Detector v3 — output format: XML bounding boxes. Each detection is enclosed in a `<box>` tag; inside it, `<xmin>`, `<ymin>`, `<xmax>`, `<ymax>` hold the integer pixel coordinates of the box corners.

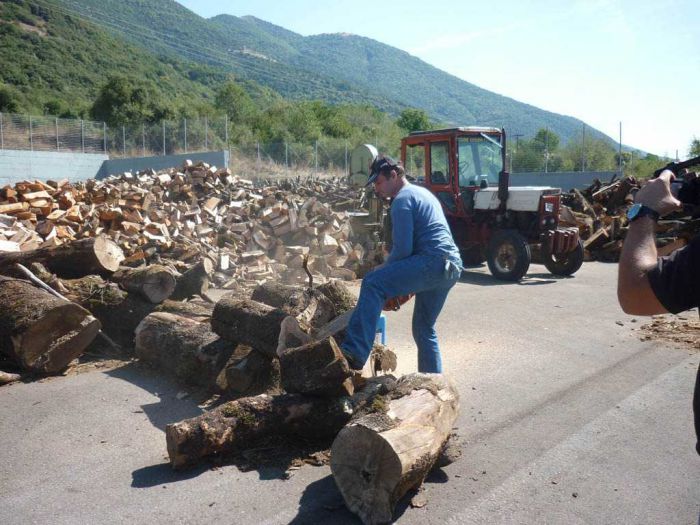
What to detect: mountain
<box><xmin>5</xmin><ymin>0</ymin><xmax>613</xmax><ymax>146</ymax></box>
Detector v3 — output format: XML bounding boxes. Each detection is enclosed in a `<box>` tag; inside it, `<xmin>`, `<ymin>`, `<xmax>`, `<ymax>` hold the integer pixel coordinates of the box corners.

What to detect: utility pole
<box><xmin>618</xmin><ymin>121</ymin><xmax>623</xmax><ymax>175</ymax></box>
<box><xmin>544</xmin><ymin>127</ymin><xmax>549</xmax><ymax>173</ymax></box>
<box><xmin>581</xmin><ymin>124</ymin><xmax>586</xmax><ymax>172</ymax></box>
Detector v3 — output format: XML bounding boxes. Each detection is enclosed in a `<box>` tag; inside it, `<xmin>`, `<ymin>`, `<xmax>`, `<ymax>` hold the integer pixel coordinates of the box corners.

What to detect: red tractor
<box><xmin>398</xmin><ymin>127</ymin><xmax>583</xmax><ymax>281</ymax></box>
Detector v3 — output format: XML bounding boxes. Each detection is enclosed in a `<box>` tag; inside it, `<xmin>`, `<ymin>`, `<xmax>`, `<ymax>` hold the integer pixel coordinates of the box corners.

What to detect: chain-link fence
<box><xmin>0</xmin><ymin>113</ymin><xmax>229</xmax><ymax>158</ymax></box>
<box><xmin>230</xmin><ymin>139</ymin><xmax>355</xmax><ymax>178</ymax></box>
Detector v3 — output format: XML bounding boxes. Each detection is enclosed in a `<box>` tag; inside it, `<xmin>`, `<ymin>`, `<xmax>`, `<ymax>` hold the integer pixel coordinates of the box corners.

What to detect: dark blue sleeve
<box><xmin>647</xmin><ymin>236</ymin><xmax>700</xmax><ymax>314</ymax></box>
<box><xmin>386</xmin><ymin>196</ymin><xmax>414</xmax><ymax>263</ymax></box>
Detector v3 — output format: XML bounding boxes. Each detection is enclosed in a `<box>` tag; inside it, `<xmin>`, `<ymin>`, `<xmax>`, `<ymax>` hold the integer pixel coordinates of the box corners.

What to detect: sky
<box><xmin>178</xmin><ymin>0</ymin><xmax>699</xmax><ymax>158</ymax></box>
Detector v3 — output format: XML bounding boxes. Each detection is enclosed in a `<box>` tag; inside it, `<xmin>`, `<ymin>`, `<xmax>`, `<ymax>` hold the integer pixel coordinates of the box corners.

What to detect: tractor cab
<box><xmin>400</xmin><ymin>127</ymin><xmax>583</xmax><ymax>281</ymax></box>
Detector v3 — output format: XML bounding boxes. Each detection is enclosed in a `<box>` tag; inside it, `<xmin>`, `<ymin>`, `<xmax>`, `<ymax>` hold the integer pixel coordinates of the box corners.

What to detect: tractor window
<box><xmin>404</xmin><ymin>143</ymin><xmax>424</xmax><ymax>181</ymax></box>
<box><xmin>458</xmin><ymin>136</ymin><xmax>502</xmax><ymax>188</ymax></box>
<box><xmin>429</xmin><ymin>142</ymin><xmax>450</xmax><ymax>185</ymax></box>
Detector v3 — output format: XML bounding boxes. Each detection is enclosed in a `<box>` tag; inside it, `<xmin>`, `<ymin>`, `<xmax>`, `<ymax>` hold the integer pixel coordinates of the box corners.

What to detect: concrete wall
<box><xmin>96</xmin><ymin>151</ymin><xmax>229</xmax><ymax>179</ymax></box>
<box><xmin>509</xmin><ymin>171</ymin><xmax>619</xmax><ymax>190</ymax></box>
<box><xmin>0</xmin><ymin>150</ymin><xmax>108</xmax><ymax>184</ymax></box>
<box><xmin>0</xmin><ymin>150</ymin><xmax>229</xmax><ymax>184</ymax></box>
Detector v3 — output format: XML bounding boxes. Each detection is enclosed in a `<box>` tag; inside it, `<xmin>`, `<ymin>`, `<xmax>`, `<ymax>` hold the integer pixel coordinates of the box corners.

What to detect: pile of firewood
<box><xmin>560</xmin><ymin>176</ymin><xmax>698</xmax><ymax>261</ymax></box>
<box><xmin>0</xmin><ymin>161</ymin><xmax>383</xmax><ymax>291</ymax></box>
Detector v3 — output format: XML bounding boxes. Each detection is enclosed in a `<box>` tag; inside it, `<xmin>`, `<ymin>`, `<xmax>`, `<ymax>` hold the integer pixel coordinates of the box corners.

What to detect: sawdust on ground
<box><xmin>639</xmin><ymin>314</ymin><xmax>700</xmax><ymax>352</ymax></box>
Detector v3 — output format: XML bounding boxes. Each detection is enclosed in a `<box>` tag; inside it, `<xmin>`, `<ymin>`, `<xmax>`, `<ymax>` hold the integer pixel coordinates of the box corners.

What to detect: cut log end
<box><xmin>94</xmin><ymin>235</ymin><xmax>126</xmax><ymax>273</ymax></box>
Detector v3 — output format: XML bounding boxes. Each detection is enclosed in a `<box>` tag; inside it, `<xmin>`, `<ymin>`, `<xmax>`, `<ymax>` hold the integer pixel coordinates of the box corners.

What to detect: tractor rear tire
<box><xmin>486</xmin><ymin>230</ymin><xmax>531</xmax><ymax>281</ymax></box>
<box><xmin>543</xmin><ymin>239</ymin><xmax>584</xmax><ymax>276</ymax></box>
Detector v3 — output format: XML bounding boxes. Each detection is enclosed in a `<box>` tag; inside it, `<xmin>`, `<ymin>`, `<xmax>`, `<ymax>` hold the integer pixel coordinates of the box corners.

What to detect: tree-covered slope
<box><xmin>0</xmin><ymin>0</ymin><xmax>229</xmax><ymax>116</ymax></box>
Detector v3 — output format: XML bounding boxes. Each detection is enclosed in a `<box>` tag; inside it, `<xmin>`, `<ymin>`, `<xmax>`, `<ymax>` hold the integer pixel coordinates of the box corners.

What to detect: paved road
<box><xmin>1</xmin><ymin>262</ymin><xmax>698</xmax><ymax>524</ymax></box>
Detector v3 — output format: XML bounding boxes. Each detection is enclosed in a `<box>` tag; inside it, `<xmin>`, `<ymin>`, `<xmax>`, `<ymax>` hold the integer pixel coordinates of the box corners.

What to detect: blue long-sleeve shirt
<box><xmin>386</xmin><ymin>183</ymin><xmax>462</xmax><ymax>266</ymax></box>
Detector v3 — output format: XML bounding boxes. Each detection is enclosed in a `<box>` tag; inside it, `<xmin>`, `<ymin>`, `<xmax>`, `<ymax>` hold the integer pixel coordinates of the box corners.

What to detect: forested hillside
<box><xmin>49</xmin><ymin>0</ymin><xmax>609</xmax><ymax>145</ymax></box>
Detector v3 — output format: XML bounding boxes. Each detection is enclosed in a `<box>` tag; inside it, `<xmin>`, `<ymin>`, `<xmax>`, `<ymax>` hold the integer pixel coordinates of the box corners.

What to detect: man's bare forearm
<box><xmin>617</xmin><ymin>217</ymin><xmax>667</xmax><ymax>315</ymax></box>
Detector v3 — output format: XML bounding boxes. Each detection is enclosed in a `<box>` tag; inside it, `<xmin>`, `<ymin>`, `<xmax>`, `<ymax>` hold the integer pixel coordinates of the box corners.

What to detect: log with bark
<box><xmin>154</xmin><ymin>299</ymin><xmax>214</xmax><ymax>322</ymax></box>
<box><xmin>165</xmin><ymin>375</ymin><xmax>397</xmax><ymax>469</ymax></box>
<box><xmin>0</xmin><ymin>277</ymin><xmax>101</xmax><ymax>374</ymax></box>
<box><xmin>135</xmin><ymin>312</ymin><xmax>235</xmax><ymax>387</ymax></box>
<box><xmin>170</xmin><ymin>257</ymin><xmax>214</xmax><ymax>300</ymax></box>
<box><xmin>252</xmin><ymin>279</ymin><xmax>356</xmax><ymax>322</ymax></box>
<box><xmin>114</xmin><ymin>264</ymin><xmax>176</xmax><ymax>303</ymax></box>
<box><xmin>331</xmin><ymin>373</ymin><xmax>460</xmax><ymax>525</ymax></box>
<box><xmin>0</xmin><ymin>235</ymin><xmax>124</xmax><ymax>278</ymax></box>
<box><xmin>211</xmin><ymin>298</ymin><xmax>289</xmax><ymax>357</ymax></box>
<box><xmin>278</xmin><ymin>336</ymin><xmax>354</xmax><ymax>397</ymax></box>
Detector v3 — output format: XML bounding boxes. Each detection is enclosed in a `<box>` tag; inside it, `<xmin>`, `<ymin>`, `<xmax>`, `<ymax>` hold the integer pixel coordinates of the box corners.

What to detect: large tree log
<box><xmin>0</xmin><ymin>235</ymin><xmax>124</xmax><ymax>278</ymax></box>
<box><xmin>211</xmin><ymin>298</ymin><xmax>289</xmax><ymax>357</ymax></box>
<box><xmin>331</xmin><ymin>373</ymin><xmax>460</xmax><ymax>525</ymax></box>
<box><xmin>252</xmin><ymin>279</ymin><xmax>355</xmax><ymax>325</ymax></box>
<box><xmin>166</xmin><ymin>375</ymin><xmax>397</xmax><ymax>469</ymax></box>
<box><xmin>170</xmin><ymin>257</ymin><xmax>214</xmax><ymax>300</ymax></box>
<box><xmin>135</xmin><ymin>312</ymin><xmax>234</xmax><ymax>387</ymax></box>
<box><xmin>279</xmin><ymin>336</ymin><xmax>354</xmax><ymax>397</ymax></box>
<box><xmin>0</xmin><ymin>277</ymin><xmax>100</xmax><ymax>374</ymax></box>
<box><xmin>114</xmin><ymin>265</ymin><xmax>176</xmax><ymax>304</ymax></box>
<box><xmin>154</xmin><ymin>299</ymin><xmax>213</xmax><ymax>321</ymax></box>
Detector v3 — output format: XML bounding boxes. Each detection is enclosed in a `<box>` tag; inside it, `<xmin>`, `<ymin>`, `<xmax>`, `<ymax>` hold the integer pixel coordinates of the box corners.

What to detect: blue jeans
<box><xmin>341</xmin><ymin>254</ymin><xmax>461</xmax><ymax>373</ymax></box>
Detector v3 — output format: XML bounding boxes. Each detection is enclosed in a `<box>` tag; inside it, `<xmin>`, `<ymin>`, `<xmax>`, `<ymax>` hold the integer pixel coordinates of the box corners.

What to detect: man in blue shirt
<box><xmin>341</xmin><ymin>155</ymin><xmax>463</xmax><ymax>373</ymax></box>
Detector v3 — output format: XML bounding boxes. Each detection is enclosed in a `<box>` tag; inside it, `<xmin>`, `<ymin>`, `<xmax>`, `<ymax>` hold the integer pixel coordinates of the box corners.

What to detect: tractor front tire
<box><xmin>486</xmin><ymin>230</ymin><xmax>531</xmax><ymax>281</ymax></box>
<box><xmin>543</xmin><ymin>239</ymin><xmax>584</xmax><ymax>276</ymax></box>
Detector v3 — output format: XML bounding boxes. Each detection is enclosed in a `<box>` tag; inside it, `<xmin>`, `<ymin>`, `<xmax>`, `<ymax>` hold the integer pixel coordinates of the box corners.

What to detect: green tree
<box><xmin>0</xmin><ymin>83</ymin><xmax>19</xmax><ymax>112</ymax></box>
<box><xmin>214</xmin><ymin>80</ymin><xmax>256</xmax><ymax>125</ymax></box>
<box><xmin>396</xmin><ymin>108</ymin><xmax>430</xmax><ymax>133</ymax></box>
<box><xmin>689</xmin><ymin>137</ymin><xmax>700</xmax><ymax>157</ymax></box>
<box><xmin>90</xmin><ymin>76</ymin><xmax>174</xmax><ymax>126</ymax></box>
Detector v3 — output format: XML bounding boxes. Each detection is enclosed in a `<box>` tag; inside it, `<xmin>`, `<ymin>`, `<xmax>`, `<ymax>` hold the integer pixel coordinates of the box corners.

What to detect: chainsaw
<box><xmin>383</xmin><ymin>294</ymin><xmax>414</xmax><ymax>311</ymax></box>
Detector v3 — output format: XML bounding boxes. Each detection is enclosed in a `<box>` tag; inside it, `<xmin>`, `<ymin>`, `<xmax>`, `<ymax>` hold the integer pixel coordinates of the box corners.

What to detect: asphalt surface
<box><xmin>1</xmin><ymin>261</ymin><xmax>698</xmax><ymax>524</ymax></box>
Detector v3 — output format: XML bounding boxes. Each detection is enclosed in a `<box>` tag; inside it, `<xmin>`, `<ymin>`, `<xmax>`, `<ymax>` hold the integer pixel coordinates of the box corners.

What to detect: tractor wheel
<box><xmin>486</xmin><ymin>230</ymin><xmax>531</xmax><ymax>281</ymax></box>
<box><xmin>543</xmin><ymin>239</ymin><xmax>584</xmax><ymax>276</ymax></box>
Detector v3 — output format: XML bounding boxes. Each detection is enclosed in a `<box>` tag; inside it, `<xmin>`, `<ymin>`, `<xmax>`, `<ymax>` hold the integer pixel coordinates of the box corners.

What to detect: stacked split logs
<box><xmin>0</xmin><ymin>161</ymin><xmax>383</xmax><ymax>291</ymax></box>
<box><xmin>560</xmin><ymin>175</ymin><xmax>699</xmax><ymax>262</ymax></box>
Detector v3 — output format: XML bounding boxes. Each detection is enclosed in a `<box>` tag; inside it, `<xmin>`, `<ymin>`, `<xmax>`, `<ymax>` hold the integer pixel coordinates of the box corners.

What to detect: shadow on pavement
<box><xmin>131</xmin><ymin>462</ymin><xmax>209</xmax><ymax>488</ymax></box>
<box><xmin>106</xmin><ymin>362</ymin><xmax>203</xmax><ymax>430</ymax></box>
<box><xmin>459</xmin><ymin>270</ymin><xmax>571</xmax><ymax>287</ymax></box>
<box><xmin>289</xmin><ymin>467</ymin><xmax>452</xmax><ymax>524</ymax></box>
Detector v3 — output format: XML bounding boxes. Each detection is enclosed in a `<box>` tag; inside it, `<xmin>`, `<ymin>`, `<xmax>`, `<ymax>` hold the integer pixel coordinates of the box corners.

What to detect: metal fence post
<box><xmin>184</xmin><ymin>118</ymin><xmax>187</xmax><ymax>154</ymax></box>
<box><xmin>0</xmin><ymin>113</ymin><xmax>3</xmax><ymax>150</ymax></box>
<box><xmin>81</xmin><ymin>119</ymin><xmax>84</xmax><ymax>153</ymax></box>
<box><xmin>103</xmin><ymin>122</ymin><xmax>107</xmax><ymax>153</ymax></box>
<box><xmin>29</xmin><ymin>115</ymin><xmax>33</xmax><ymax>152</ymax></box>
<box><xmin>204</xmin><ymin>116</ymin><xmax>208</xmax><ymax>150</ymax></box>
<box><xmin>55</xmin><ymin>118</ymin><xmax>59</xmax><ymax>151</ymax></box>
<box><xmin>162</xmin><ymin>121</ymin><xmax>166</xmax><ymax>155</ymax></box>
<box><xmin>314</xmin><ymin>140</ymin><xmax>318</xmax><ymax>173</ymax></box>
<box><xmin>285</xmin><ymin>142</ymin><xmax>288</xmax><ymax>168</ymax></box>
<box><xmin>122</xmin><ymin>125</ymin><xmax>126</xmax><ymax>156</ymax></box>
<box><xmin>344</xmin><ymin>142</ymin><xmax>348</xmax><ymax>176</ymax></box>
<box><xmin>224</xmin><ymin>115</ymin><xmax>228</xmax><ymax>145</ymax></box>
<box><xmin>142</xmin><ymin>124</ymin><xmax>146</xmax><ymax>157</ymax></box>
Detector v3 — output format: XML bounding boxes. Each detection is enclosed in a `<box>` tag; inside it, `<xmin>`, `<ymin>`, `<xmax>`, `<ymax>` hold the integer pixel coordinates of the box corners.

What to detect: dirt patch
<box><xmin>639</xmin><ymin>315</ymin><xmax>700</xmax><ymax>352</ymax></box>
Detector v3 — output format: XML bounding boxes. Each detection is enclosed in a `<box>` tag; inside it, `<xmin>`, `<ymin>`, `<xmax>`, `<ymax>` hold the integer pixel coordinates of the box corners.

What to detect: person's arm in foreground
<box><xmin>618</xmin><ymin>170</ymin><xmax>681</xmax><ymax>315</ymax></box>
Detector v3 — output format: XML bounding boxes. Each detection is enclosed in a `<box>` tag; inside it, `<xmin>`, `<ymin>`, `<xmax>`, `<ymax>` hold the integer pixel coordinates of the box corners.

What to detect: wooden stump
<box><xmin>215</xmin><ymin>344</ymin><xmax>280</xmax><ymax>395</ymax></box>
<box><xmin>211</xmin><ymin>298</ymin><xmax>288</xmax><ymax>357</ymax></box>
<box><xmin>165</xmin><ymin>375</ymin><xmax>397</xmax><ymax>469</ymax></box>
<box><xmin>316</xmin><ymin>280</ymin><xmax>357</xmax><ymax>316</ymax></box>
<box><xmin>115</xmin><ymin>265</ymin><xmax>176</xmax><ymax>303</ymax></box>
<box><xmin>135</xmin><ymin>312</ymin><xmax>234</xmax><ymax>387</ymax></box>
<box><xmin>279</xmin><ymin>336</ymin><xmax>354</xmax><ymax>397</ymax></box>
<box><xmin>0</xmin><ymin>277</ymin><xmax>101</xmax><ymax>374</ymax></box>
<box><xmin>331</xmin><ymin>373</ymin><xmax>460</xmax><ymax>525</ymax></box>
<box><xmin>170</xmin><ymin>258</ymin><xmax>214</xmax><ymax>300</ymax></box>
<box><xmin>0</xmin><ymin>235</ymin><xmax>124</xmax><ymax>278</ymax></box>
